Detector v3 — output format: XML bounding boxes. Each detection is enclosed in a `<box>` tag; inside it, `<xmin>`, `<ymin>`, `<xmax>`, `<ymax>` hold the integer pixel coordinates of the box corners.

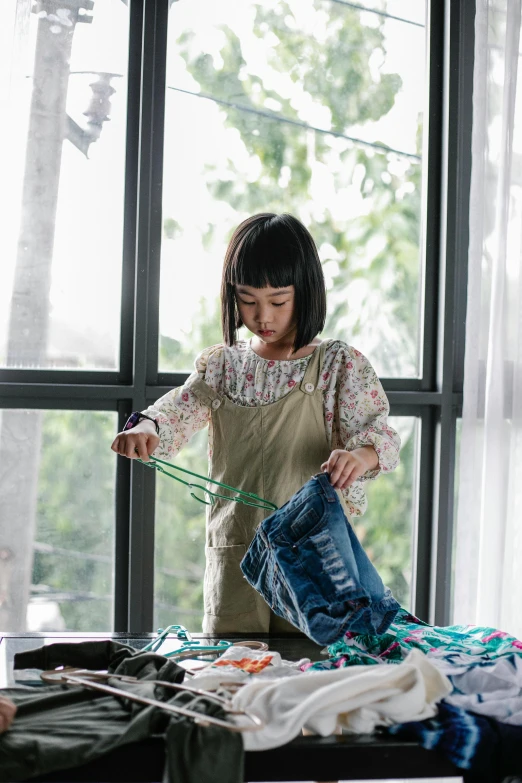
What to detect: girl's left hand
<box><xmin>321</xmin><ymin>447</ymin><xmax>379</xmax><ymax>490</ymax></box>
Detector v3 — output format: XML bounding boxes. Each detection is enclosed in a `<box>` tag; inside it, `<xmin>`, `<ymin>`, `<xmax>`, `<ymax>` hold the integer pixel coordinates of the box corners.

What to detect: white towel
<box><xmin>232</xmin><ymin>648</ymin><xmax>451</xmax><ymax>750</ymax></box>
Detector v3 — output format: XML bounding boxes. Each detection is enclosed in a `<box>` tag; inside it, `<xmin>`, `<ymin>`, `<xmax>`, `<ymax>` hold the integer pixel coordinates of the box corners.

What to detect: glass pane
<box><xmin>159</xmin><ymin>0</ymin><xmax>426</xmax><ymax>377</ymax></box>
<box><xmin>0</xmin><ymin>1</ymin><xmax>128</xmax><ymax>370</ymax></box>
<box><xmin>154</xmin><ymin>428</ymin><xmax>207</xmax><ymax>631</ymax></box>
<box><xmin>364</xmin><ymin>416</ymin><xmax>418</xmax><ymax>609</ymax></box>
<box><xmin>153</xmin><ymin>416</ymin><xmax>417</xmax><ymax>628</ymax></box>
<box><xmin>0</xmin><ymin>409</ymin><xmax>117</xmax><ymax>631</ymax></box>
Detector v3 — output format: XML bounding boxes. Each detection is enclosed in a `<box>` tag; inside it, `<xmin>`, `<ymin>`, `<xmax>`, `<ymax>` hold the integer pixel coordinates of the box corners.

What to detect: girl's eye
<box><xmin>238</xmin><ymin>299</ymin><xmax>288</xmax><ymax>307</ymax></box>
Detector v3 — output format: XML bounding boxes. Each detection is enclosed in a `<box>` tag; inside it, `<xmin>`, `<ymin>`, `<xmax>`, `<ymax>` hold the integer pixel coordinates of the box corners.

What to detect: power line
<box><xmin>53</xmin><ymin>72</ymin><xmax>421</xmax><ymax>161</ymax></box>
<box><xmin>167</xmin><ymin>86</ymin><xmax>421</xmax><ymax>161</ymax></box>
<box><xmin>327</xmin><ymin>0</ymin><xmax>425</xmax><ymax>28</ymax></box>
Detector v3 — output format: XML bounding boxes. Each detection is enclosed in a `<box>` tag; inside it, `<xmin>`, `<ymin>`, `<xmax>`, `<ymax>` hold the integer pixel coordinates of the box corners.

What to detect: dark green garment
<box><xmin>0</xmin><ymin>641</ymin><xmax>243</xmax><ymax>783</ymax></box>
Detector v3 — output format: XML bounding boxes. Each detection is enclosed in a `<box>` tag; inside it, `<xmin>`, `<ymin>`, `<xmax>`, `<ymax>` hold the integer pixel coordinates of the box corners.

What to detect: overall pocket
<box><xmin>204</xmin><ymin>544</ymin><xmax>256</xmax><ymax>617</ymax></box>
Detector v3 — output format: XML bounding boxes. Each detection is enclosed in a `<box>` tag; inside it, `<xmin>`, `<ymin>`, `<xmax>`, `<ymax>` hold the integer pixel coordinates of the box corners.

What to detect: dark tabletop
<box><xmin>0</xmin><ymin>632</ymin><xmax>459</xmax><ymax>781</ymax></box>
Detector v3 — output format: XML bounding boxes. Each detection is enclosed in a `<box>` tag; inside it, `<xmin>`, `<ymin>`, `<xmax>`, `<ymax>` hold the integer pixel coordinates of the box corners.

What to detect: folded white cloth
<box><xmin>189</xmin><ymin>645</ymin><xmax>310</xmax><ymax>690</ymax></box>
<box><xmin>232</xmin><ymin>648</ymin><xmax>451</xmax><ymax>750</ymax></box>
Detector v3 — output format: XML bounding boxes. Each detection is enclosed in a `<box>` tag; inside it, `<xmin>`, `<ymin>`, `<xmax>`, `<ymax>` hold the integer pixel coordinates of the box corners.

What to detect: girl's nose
<box><xmin>255</xmin><ymin>306</ymin><xmax>272</xmax><ymax>324</ymax></box>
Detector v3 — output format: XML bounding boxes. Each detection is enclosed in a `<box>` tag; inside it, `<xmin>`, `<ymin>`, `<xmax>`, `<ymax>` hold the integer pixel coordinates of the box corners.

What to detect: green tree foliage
<box><xmin>170</xmin><ymin>0</ymin><xmax>422</xmax><ymax>376</ymax></box>
<box><xmin>154</xmin><ymin>428</ymin><xmax>207</xmax><ymax>630</ymax></box>
<box><xmin>33</xmin><ymin>411</ymin><xmax>116</xmax><ymax>631</ymax></box>
<box><xmin>363</xmin><ymin>418</ymin><xmax>415</xmax><ymax>608</ymax></box>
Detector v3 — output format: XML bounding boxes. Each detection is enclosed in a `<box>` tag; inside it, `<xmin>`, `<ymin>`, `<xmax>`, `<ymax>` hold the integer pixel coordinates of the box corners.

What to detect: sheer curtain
<box><xmin>454</xmin><ymin>0</ymin><xmax>522</xmax><ymax>638</ymax></box>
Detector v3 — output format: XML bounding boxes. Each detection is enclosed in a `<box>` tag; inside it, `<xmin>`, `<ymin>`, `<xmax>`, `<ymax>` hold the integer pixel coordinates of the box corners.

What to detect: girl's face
<box><xmin>235</xmin><ymin>284</ymin><xmax>297</xmax><ymax>346</ymax></box>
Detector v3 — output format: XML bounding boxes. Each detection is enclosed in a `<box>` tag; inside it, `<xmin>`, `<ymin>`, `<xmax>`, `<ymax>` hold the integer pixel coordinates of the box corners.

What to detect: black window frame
<box><xmin>0</xmin><ymin>0</ymin><xmax>474</xmax><ymax>632</ymax></box>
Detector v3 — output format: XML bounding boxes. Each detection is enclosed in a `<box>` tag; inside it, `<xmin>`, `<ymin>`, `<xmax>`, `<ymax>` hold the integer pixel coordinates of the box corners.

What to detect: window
<box><xmin>0</xmin><ymin>0</ymin><xmax>473</xmax><ymax>632</ymax></box>
<box><xmin>159</xmin><ymin>0</ymin><xmax>426</xmax><ymax>378</ymax></box>
<box><xmin>0</xmin><ymin>0</ymin><xmax>128</xmax><ymax>371</ymax></box>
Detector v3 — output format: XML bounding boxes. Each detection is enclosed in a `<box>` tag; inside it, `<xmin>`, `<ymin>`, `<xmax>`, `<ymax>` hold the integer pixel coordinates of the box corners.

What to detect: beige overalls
<box><xmin>189</xmin><ymin>340</ymin><xmax>340</xmax><ymax>634</ymax></box>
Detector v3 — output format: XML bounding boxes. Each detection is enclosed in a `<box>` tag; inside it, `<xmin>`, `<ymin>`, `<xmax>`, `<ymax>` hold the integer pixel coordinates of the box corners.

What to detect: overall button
<box><xmin>304</xmin><ymin>382</ymin><xmax>315</xmax><ymax>393</ymax></box>
<box><xmin>211</xmin><ymin>399</ymin><xmax>221</xmax><ymax>410</ymax></box>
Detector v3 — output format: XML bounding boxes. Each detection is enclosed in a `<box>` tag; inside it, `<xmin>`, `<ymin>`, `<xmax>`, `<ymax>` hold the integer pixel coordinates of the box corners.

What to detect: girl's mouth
<box><xmin>258</xmin><ymin>330</ymin><xmax>275</xmax><ymax>337</ymax></box>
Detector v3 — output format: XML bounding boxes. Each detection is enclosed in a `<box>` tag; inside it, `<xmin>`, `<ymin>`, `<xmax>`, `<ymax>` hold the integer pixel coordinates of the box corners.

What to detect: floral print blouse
<box><xmin>144</xmin><ymin>339</ymin><xmax>401</xmax><ymax>517</ymax></box>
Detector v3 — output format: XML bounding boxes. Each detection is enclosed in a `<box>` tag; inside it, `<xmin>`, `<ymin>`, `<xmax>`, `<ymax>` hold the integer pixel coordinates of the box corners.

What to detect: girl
<box><xmin>111</xmin><ymin>213</ymin><xmax>401</xmax><ymax>634</ymax></box>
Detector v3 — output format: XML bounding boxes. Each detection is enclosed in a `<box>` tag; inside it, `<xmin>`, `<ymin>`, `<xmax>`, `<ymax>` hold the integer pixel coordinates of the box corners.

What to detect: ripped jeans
<box><xmin>240</xmin><ymin>472</ymin><xmax>400</xmax><ymax>645</ymax></box>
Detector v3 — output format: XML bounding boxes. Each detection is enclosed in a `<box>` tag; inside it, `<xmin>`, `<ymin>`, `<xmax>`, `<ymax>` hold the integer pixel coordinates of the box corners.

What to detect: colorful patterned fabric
<box><xmin>299</xmin><ymin>612</ymin><xmax>522</xmax><ymax>777</ymax></box>
<box><xmin>301</xmin><ymin>609</ymin><xmax>522</xmax><ymax>727</ymax></box>
<box><xmin>143</xmin><ymin>339</ymin><xmax>401</xmax><ymax>516</ymax></box>
<box><xmin>301</xmin><ymin>609</ymin><xmax>522</xmax><ymax>671</ymax></box>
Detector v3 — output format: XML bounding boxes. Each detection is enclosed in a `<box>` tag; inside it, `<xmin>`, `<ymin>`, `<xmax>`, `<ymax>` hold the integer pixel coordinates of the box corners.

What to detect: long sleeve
<box><xmin>336</xmin><ymin>347</ymin><xmax>400</xmax><ymax>476</ymax></box>
<box><xmin>142</xmin><ymin>349</ymin><xmax>213</xmax><ymax>460</ymax></box>
<box><xmin>320</xmin><ymin>342</ymin><xmax>401</xmax><ymax>516</ymax></box>
<box><xmin>142</xmin><ymin>340</ymin><xmax>400</xmax><ymax>516</ymax></box>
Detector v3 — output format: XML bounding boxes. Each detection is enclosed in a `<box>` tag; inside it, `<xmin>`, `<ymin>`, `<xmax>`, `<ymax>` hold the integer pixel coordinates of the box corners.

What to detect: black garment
<box><xmin>464</xmin><ymin>714</ymin><xmax>522</xmax><ymax>783</ymax></box>
<box><xmin>388</xmin><ymin>701</ymin><xmax>522</xmax><ymax>783</ymax></box>
<box><xmin>0</xmin><ymin>641</ymin><xmax>243</xmax><ymax>783</ymax></box>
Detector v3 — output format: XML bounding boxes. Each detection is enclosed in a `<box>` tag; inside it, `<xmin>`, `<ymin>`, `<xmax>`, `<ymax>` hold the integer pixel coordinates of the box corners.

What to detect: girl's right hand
<box><xmin>111</xmin><ymin>421</ymin><xmax>160</xmax><ymax>462</ymax></box>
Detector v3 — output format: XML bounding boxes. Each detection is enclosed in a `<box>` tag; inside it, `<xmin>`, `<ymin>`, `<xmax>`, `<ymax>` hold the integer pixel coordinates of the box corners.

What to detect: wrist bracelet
<box><xmin>124</xmin><ymin>411</ymin><xmax>160</xmax><ymax>435</ymax></box>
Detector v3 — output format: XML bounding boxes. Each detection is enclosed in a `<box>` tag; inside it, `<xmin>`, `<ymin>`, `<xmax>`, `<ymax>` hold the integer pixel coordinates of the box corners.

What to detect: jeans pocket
<box><xmin>288</xmin><ymin>500</ymin><xmax>325</xmax><ymax>542</ymax></box>
<box><xmin>204</xmin><ymin>544</ymin><xmax>256</xmax><ymax>617</ymax></box>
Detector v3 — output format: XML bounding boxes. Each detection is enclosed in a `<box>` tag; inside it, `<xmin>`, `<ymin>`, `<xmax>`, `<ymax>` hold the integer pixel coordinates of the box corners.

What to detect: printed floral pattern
<box><xmin>300</xmin><ymin>608</ymin><xmax>522</xmax><ymax>670</ymax></box>
<box><xmin>144</xmin><ymin>340</ymin><xmax>401</xmax><ymax>516</ymax></box>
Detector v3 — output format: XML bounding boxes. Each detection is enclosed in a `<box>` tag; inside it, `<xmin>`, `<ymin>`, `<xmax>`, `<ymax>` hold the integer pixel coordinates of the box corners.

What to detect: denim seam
<box><xmin>276</xmin><ymin>491</ymin><xmax>324</xmax><ymax>524</ymax></box>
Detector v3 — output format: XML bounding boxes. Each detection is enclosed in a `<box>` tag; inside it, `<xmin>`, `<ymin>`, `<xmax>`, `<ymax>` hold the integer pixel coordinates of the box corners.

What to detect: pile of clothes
<box><xmin>1</xmin><ymin>475</ymin><xmax>521</xmax><ymax>781</ymax></box>
<box><xmin>304</xmin><ymin>610</ymin><xmax>522</xmax><ymax>780</ymax></box>
<box><xmin>2</xmin><ymin>625</ymin><xmax>522</xmax><ymax>782</ymax></box>
<box><xmin>239</xmin><ymin>472</ymin><xmax>522</xmax><ymax>779</ymax></box>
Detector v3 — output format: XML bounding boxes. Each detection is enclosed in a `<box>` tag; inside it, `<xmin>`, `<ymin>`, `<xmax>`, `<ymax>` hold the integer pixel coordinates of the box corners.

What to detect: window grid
<box><xmin>0</xmin><ymin>0</ymin><xmax>473</xmax><ymax>631</ymax></box>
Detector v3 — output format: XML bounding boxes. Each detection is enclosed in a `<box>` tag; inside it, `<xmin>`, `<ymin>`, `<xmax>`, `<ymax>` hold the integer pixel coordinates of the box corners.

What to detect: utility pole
<box><xmin>0</xmin><ymin>0</ymin><xmax>93</xmax><ymax>630</ymax></box>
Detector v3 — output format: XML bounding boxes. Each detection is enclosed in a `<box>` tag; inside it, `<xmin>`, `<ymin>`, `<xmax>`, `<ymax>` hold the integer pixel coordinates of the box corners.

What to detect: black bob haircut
<box><xmin>221</xmin><ymin>213</ymin><xmax>327</xmax><ymax>353</ymax></box>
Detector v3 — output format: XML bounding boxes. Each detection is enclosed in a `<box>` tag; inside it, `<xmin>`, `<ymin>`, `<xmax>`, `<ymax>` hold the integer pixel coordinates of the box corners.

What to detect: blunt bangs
<box><xmin>221</xmin><ymin>213</ymin><xmax>327</xmax><ymax>352</ymax></box>
<box><xmin>227</xmin><ymin>220</ymin><xmax>299</xmax><ymax>290</ymax></box>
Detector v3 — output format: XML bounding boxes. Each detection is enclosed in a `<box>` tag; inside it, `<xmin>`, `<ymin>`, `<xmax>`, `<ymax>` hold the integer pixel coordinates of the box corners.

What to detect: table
<box><xmin>0</xmin><ymin>632</ymin><xmax>460</xmax><ymax>782</ymax></box>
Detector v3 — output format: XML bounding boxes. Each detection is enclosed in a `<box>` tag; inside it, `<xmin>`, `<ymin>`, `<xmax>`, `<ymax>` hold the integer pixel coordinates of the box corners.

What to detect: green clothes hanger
<box><xmin>136</xmin><ymin>454</ymin><xmax>278</xmax><ymax>512</ymax></box>
<box><xmin>142</xmin><ymin>625</ymin><xmax>231</xmax><ymax>657</ymax></box>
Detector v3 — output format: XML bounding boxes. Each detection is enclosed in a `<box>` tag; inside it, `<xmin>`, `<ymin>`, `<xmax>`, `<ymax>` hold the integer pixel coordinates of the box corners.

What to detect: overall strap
<box><xmin>299</xmin><ymin>340</ymin><xmax>329</xmax><ymax>395</ymax></box>
<box><xmin>186</xmin><ymin>377</ymin><xmax>223</xmax><ymax>411</ymax></box>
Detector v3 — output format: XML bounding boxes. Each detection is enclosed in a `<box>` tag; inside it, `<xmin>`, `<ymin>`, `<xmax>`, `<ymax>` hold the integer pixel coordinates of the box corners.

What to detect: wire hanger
<box><xmin>142</xmin><ymin>624</ymin><xmax>233</xmax><ymax>658</ymax></box>
<box><xmin>40</xmin><ymin>668</ymin><xmax>263</xmax><ymax>733</ymax></box>
<box><xmin>142</xmin><ymin>624</ymin><xmax>194</xmax><ymax>653</ymax></box>
<box><xmin>136</xmin><ymin>455</ymin><xmax>278</xmax><ymax>512</ymax></box>
<box><xmin>41</xmin><ymin>668</ymin><xmax>247</xmax><ymax>715</ymax></box>
<box><xmin>141</xmin><ymin>625</ymin><xmax>269</xmax><ymax>661</ymax></box>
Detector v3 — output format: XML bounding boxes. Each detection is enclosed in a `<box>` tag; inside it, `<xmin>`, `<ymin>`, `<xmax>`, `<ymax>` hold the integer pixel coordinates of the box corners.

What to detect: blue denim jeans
<box><xmin>240</xmin><ymin>473</ymin><xmax>401</xmax><ymax>645</ymax></box>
